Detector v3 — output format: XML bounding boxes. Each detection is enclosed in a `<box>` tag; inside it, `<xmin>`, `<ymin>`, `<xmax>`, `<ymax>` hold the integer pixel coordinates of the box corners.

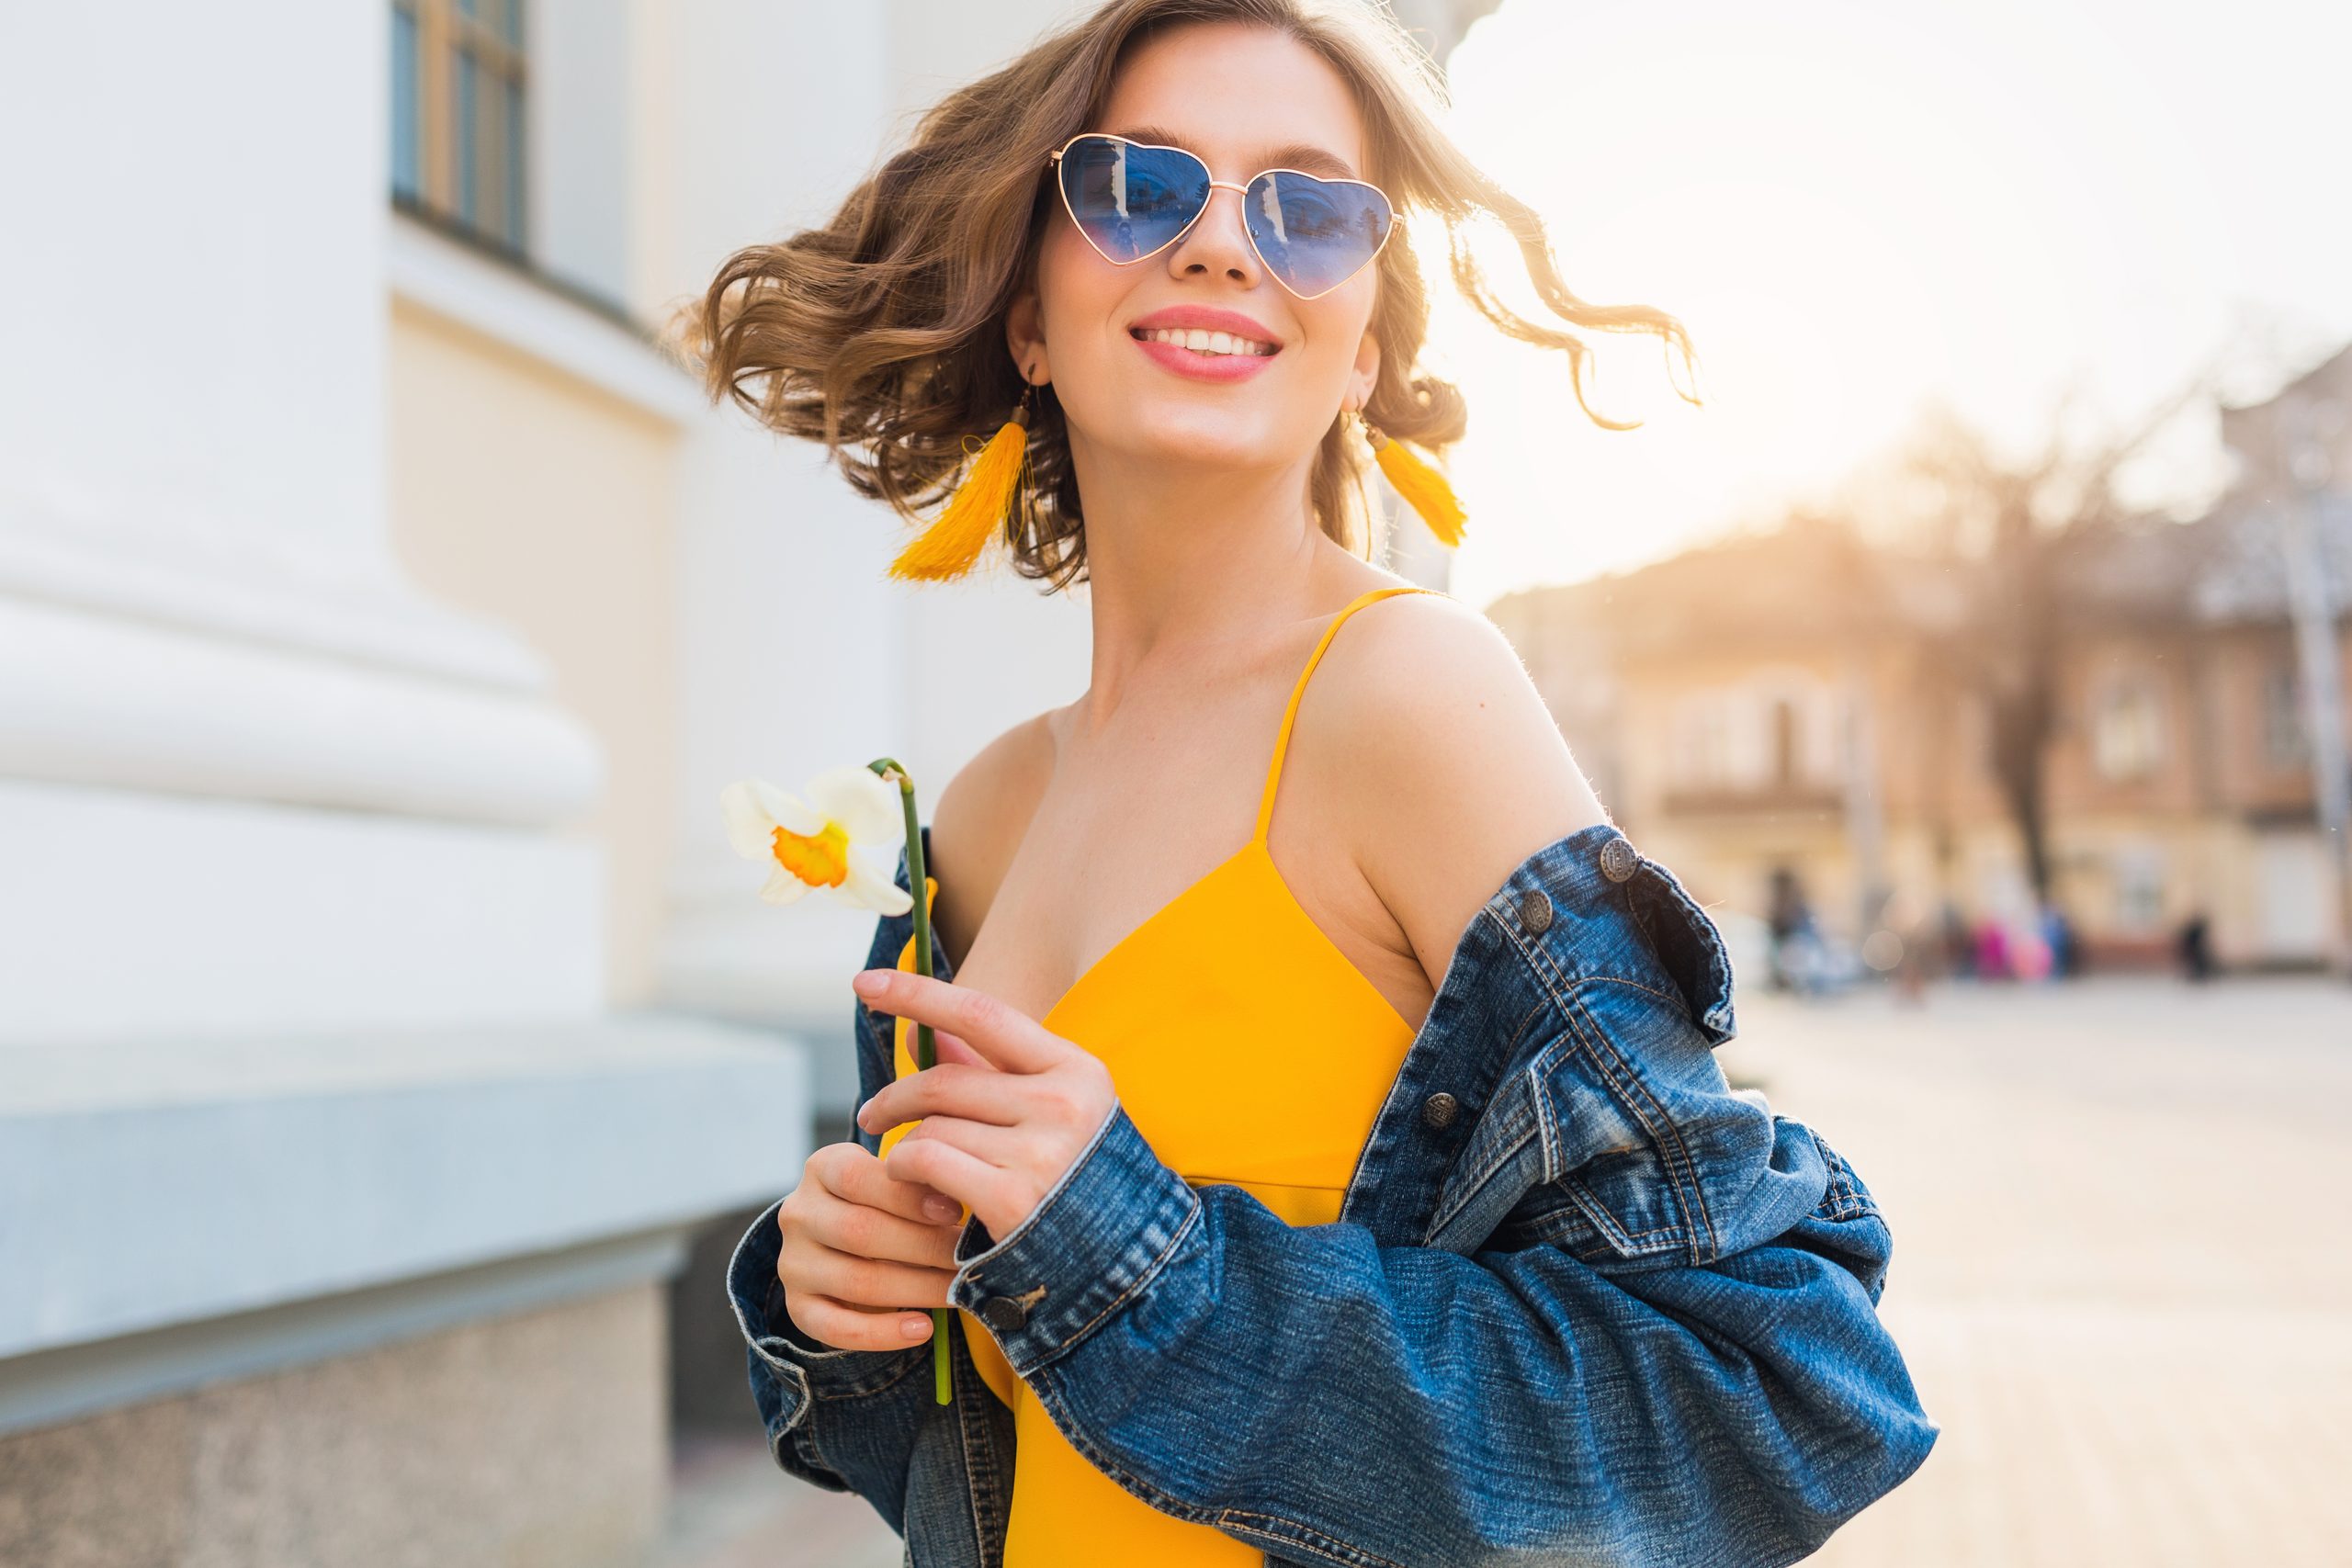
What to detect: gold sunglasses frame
<box><xmin>1044</xmin><ymin>131</ymin><xmax>1400</xmax><ymax>301</ymax></box>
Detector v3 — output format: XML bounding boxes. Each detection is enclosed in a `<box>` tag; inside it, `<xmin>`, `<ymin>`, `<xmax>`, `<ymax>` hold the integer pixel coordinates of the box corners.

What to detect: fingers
<box><xmin>897</xmin><ymin>1113</ymin><xmax>1033</xmax><ymax>1168</ymax></box>
<box><xmin>857</xmin><ymin>1061</ymin><xmax>1032</xmax><ymax>1136</ymax></box>
<box><xmin>777</xmin><ymin>1149</ymin><xmax>967</xmax><ymax>1324</ymax></box>
<box><xmin>792</xmin><ymin>1230</ymin><xmax>959</xmax><ymax>1313</ymax></box>
<box><xmin>924</xmin><ymin>1031</ymin><xmax>995</xmax><ymax>1070</ymax></box>
<box><xmin>857</xmin><ymin>970</ymin><xmax>1062</xmax><ymax>1074</ymax></box>
<box><xmin>886</xmin><ymin>1128</ymin><xmax>1028</xmax><ymax>1235</ymax></box>
<box><xmin>784</xmin><ymin>1291</ymin><xmax>940</xmax><ymax>1352</ymax></box>
<box><xmin>820</xmin><ymin>1139</ymin><xmax>964</xmax><ymax>1227</ymax></box>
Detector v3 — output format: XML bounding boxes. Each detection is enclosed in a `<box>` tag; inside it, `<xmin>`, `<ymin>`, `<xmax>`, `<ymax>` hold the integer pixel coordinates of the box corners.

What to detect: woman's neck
<box><xmin>1068</xmin><ymin>437</ymin><xmax>1359</xmax><ymax>702</ymax></box>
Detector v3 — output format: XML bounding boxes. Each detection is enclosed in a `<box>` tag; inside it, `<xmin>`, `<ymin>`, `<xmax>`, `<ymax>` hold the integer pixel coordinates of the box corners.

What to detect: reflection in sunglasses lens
<box><xmin>1247</xmin><ymin>171</ymin><xmax>1392</xmax><ymax>297</ymax></box>
<box><xmin>1058</xmin><ymin>136</ymin><xmax>1209</xmax><ymax>263</ymax></box>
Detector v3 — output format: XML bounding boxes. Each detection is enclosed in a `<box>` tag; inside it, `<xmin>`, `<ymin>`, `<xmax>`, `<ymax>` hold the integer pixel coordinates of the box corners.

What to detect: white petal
<box><xmin>758</xmin><ymin>864</ymin><xmax>816</xmax><ymax>905</ymax></box>
<box><xmin>754</xmin><ymin>779</ymin><xmax>826</xmax><ymax>837</ymax></box>
<box><xmin>719</xmin><ymin>780</ymin><xmax>779</xmax><ymax>861</ymax></box>
<box><xmin>840</xmin><ymin>856</ymin><xmax>914</xmax><ymax>916</ymax></box>
<box><xmin>806</xmin><ymin>764</ymin><xmax>904</xmax><ymax>845</ymax></box>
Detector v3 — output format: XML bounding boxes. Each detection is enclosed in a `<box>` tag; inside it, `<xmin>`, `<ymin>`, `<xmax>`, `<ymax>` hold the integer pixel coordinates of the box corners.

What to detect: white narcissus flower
<box><xmin>720</xmin><ymin>765</ymin><xmax>914</xmax><ymax>915</ymax></box>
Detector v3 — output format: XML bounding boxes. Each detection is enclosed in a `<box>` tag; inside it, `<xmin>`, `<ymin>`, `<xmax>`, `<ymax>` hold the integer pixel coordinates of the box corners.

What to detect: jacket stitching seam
<box><xmin>1584</xmin><ymin>980</ymin><xmax>1722</xmax><ymax>1258</ymax></box>
<box><xmin>951</xmin><ymin>1322</ymin><xmax>1001</xmax><ymax>1568</ymax></box>
<box><xmin>1508</xmin><ymin>910</ymin><xmax>1694</xmax><ymax>1032</ymax></box>
<box><xmin>1501</xmin><ymin>926</ymin><xmax>1702</xmax><ymax>1254</ymax></box>
<box><xmin>1426</xmin><ymin>1115</ymin><xmax>1536</xmax><ymax>1238</ymax></box>
<box><xmin>1519</xmin><ymin>913</ymin><xmax>1724</xmax><ymax>1260</ymax></box>
<box><xmin>1217</xmin><ymin>1511</ymin><xmax>1411</xmax><ymax>1568</ymax></box>
<box><xmin>1558</xmin><ymin>980</ymin><xmax>1719</xmax><ymax>1262</ymax></box>
<box><xmin>1421</xmin><ymin>999</ymin><xmax>1549</xmax><ymax>1235</ymax></box>
<box><xmin>1043</xmin><ymin>1186</ymin><xmax>1204</xmax><ymax>1362</ymax></box>
<box><xmin>1511</xmin><ymin>940</ymin><xmax>1696</xmax><ymax>1253</ymax></box>
<box><xmin>797</xmin><ymin>1402</ymin><xmax>844</xmax><ymax>1489</ymax></box>
<box><xmin>805</xmin><ymin>1345</ymin><xmax>928</xmax><ymax>1403</ymax></box>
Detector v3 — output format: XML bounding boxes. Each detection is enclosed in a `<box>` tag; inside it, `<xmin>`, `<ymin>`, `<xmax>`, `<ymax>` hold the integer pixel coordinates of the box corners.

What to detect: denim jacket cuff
<box><xmin>725</xmin><ymin>1198</ymin><xmax>929</xmax><ymax>1431</ymax></box>
<box><xmin>944</xmin><ymin>1098</ymin><xmax>1197</xmax><ymax>1377</ymax></box>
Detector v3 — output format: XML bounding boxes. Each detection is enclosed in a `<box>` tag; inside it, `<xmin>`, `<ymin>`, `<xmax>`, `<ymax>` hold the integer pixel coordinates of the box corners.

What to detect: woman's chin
<box><xmin>1104</xmin><ymin>405</ymin><xmax>1298</xmax><ymax>470</ymax></box>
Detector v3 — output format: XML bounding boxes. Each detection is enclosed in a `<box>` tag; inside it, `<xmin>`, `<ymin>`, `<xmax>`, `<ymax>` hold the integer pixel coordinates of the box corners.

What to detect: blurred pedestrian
<box><xmin>2040</xmin><ymin>902</ymin><xmax>2080</xmax><ymax>978</ymax></box>
<box><xmin>2177</xmin><ymin>911</ymin><xmax>2215</xmax><ymax>983</ymax></box>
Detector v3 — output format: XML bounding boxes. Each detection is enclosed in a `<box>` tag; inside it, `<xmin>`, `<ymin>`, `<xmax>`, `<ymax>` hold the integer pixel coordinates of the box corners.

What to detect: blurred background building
<box><xmin>0</xmin><ymin>2</ymin><xmax>1492</xmax><ymax>1564</ymax></box>
<box><xmin>1491</xmin><ymin>344</ymin><xmax>2352</xmax><ymax>980</ymax></box>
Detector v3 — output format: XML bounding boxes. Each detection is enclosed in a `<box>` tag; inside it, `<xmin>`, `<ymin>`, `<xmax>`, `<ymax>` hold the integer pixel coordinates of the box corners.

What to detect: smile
<box><xmin>1128</xmin><ymin>327</ymin><xmax>1279</xmax><ymax>357</ymax></box>
<box><xmin>1124</xmin><ymin>326</ymin><xmax>1279</xmax><ymax>385</ymax></box>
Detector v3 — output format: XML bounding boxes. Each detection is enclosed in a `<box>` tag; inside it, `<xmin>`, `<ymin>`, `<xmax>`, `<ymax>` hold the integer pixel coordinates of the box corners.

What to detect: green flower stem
<box><xmin>871</xmin><ymin>758</ymin><xmax>952</xmax><ymax>1405</ymax></box>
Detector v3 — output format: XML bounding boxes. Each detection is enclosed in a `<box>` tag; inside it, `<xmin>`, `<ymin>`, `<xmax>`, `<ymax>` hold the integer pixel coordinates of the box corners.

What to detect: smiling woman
<box><xmin>667</xmin><ymin>0</ymin><xmax>1698</xmax><ymax>593</ymax></box>
<box><xmin>678</xmin><ymin>2</ymin><xmax>1934</xmax><ymax>1564</ymax></box>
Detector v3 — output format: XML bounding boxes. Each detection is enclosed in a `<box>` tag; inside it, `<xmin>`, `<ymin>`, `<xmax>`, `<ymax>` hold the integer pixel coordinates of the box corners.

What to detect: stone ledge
<box><xmin>0</xmin><ymin>1010</ymin><xmax>813</xmax><ymax>1411</ymax></box>
<box><xmin>0</xmin><ymin>1222</ymin><xmax>685</xmax><ymax>1440</ymax></box>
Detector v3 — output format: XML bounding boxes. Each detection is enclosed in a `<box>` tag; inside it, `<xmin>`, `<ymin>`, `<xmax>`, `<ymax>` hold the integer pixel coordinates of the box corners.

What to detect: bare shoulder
<box><xmin>1317</xmin><ymin>590</ymin><xmax>1610</xmax><ymax>979</ymax></box>
<box><xmin>925</xmin><ymin>708</ymin><xmax>1058</xmax><ymax>960</ymax></box>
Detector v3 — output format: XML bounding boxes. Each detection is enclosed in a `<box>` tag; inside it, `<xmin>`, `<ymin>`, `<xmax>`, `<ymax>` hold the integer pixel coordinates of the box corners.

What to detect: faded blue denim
<box><xmin>727</xmin><ymin>822</ymin><xmax>1939</xmax><ymax>1566</ymax></box>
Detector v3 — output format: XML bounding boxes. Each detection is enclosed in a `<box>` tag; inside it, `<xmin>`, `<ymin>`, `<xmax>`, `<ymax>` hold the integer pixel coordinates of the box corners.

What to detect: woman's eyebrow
<box><xmin>1105</xmin><ymin>124</ymin><xmax>1362</xmax><ymax>181</ymax></box>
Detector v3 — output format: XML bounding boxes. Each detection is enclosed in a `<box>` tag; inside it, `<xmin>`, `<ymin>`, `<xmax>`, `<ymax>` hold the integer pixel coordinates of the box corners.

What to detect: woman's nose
<box><xmin>1165</xmin><ymin>182</ymin><xmax>1261</xmax><ymax>288</ymax></box>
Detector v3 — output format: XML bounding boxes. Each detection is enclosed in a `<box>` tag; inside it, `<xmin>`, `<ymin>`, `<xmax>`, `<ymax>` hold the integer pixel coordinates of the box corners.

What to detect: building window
<box><xmin>390</xmin><ymin>0</ymin><xmax>528</xmax><ymax>253</ymax></box>
<box><xmin>2111</xmin><ymin>846</ymin><xmax>2165</xmax><ymax>932</ymax></box>
<box><xmin>1674</xmin><ymin>693</ymin><xmax>1734</xmax><ymax>788</ymax></box>
<box><xmin>2263</xmin><ymin>661</ymin><xmax>2309</xmax><ymax>771</ymax></box>
<box><xmin>2091</xmin><ymin>679</ymin><xmax>2165</xmax><ymax>782</ymax></box>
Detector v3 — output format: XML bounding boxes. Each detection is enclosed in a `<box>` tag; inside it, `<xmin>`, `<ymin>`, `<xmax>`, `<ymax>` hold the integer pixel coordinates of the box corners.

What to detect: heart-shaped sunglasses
<box><xmin>1046</xmin><ymin>131</ymin><xmax>1398</xmax><ymax>301</ymax></box>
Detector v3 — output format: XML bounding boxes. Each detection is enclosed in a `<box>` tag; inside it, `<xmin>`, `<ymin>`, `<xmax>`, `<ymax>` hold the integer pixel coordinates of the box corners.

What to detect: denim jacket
<box><xmin>726</xmin><ymin>821</ymin><xmax>1938</xmax><ymax>1567</ymax></box>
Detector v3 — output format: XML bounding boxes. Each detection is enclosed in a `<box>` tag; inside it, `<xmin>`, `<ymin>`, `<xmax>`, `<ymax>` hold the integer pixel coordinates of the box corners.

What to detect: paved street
<box><xmin>1723</xmin><ymin>976</ymin><xmax>2352</xmax><ymax>1567</ymax></box>
<box><xmin>667</xmin><ymin>976</ymin><xmax>2352</xmax><ymax>1566</ymax></box>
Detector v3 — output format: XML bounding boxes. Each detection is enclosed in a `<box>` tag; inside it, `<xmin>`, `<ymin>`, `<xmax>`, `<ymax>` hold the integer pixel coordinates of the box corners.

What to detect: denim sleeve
<box><xmin>940</xmin><ymin>871</ymin><xmax>1939</xmax><ymax>1567</ymax></box>
<box><xmin>723</xmin><ymin>845</ymin><xmax>942</xmax><ymax>1520</ymax></box>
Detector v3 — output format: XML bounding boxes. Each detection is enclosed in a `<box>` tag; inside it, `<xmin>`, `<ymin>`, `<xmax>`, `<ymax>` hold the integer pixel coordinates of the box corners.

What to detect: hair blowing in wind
<box><xmin>664</xmin><ymin>0</ymin><xmax>1701</xmax><ymax>592</ymax></box>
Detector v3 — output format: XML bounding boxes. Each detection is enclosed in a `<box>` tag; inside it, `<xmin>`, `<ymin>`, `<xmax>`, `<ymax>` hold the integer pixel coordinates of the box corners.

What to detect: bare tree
<box><xmin>1883</xmin><ymin>376</ymin><xmax>2212</xmax><ymax>903</ymax></box>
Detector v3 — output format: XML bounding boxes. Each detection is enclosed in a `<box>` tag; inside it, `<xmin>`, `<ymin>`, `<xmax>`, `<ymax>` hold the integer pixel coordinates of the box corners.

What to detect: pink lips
<box><xmin>1132</xmin><ymin>333</ymin><xmax>1279</xmax><ymax>382</ymax></box>
<box><xmin>1127</xmin><ymin>305</ymin><xmax>1283</xmax><ymax>385</ymax></box>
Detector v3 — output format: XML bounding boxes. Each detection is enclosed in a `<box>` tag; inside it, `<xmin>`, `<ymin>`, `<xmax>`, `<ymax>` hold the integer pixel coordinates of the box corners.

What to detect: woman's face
<box><xmin>1012</xmin><ymin>22</ymin><xmax>1383</xmax><ymax>480</ymax></box>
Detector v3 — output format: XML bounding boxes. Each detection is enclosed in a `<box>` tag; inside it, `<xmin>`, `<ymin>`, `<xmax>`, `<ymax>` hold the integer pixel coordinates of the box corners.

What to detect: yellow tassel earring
<box><xmin>1360</xmin><ymin>412</ymin><xmax>1467</xmax><ymax>547</ymax></box>
<box><xmin>888</xmin><ymin>382</ymin><xmax>1037</xmax><ymax>582</ymax></box>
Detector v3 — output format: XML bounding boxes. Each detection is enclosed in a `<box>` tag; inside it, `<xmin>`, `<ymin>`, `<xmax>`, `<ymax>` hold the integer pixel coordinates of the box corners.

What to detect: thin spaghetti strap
<box><xmin>1250</xmin><ymin>584</ymin><xmax>1441</xmax><ymax>843</ymax></box>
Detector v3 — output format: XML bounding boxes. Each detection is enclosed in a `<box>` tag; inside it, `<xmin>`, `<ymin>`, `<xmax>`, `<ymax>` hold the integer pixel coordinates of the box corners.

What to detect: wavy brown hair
<box><xmin>664</xmin><ymin>0</ymin><xmax>1700</xmax><ymax>593</ymax></box>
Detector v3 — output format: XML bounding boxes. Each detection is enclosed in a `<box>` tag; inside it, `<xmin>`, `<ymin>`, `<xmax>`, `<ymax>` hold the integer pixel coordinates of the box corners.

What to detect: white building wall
<box><xmin>0</xmin><ymin>0</ymin><xmax>798</xmax><ymax>1459</ymax></box>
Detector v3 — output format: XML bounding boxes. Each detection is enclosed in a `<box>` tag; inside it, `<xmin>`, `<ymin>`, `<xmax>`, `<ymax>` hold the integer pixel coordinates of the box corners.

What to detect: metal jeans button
<box><xmin>1421</xmin><ymin>1091</ymin><xmax>1459</xmax><ymax>1130</ymax></box>
<box><xmin>979</xmin><ymin>1295</ymin><xmax>1030</xmax><ymax>1334</ymax></box>
<box><xmin>1517</xmin><ymin>888</ymin><xmax>1553</xmax><ymax>932</ymax></box>
<box><xmin>1599</xmin><ymin>837</ymin><xmax>1640</xmax><ymax>884</ymax></box>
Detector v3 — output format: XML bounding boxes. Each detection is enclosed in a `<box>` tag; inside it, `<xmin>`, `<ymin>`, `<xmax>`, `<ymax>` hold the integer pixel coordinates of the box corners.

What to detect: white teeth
<box><xmin>1137</xmin><ymin>326</ymin><xmax>1276</xmax><ymax>356</ymax></box>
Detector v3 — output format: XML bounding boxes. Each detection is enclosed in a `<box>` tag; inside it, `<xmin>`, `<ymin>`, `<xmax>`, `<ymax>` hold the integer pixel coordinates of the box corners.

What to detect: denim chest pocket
<box><xmin>1469</xmin><ymin>843</ymin><xmax>1781</xmax><ymax>1270</ymax></box>
<box><xmin>1486</xmin><ymin>954</ymin><xmax>1781</xmax><ymax>1272</ymax></box>
<box><xmin>1423</xmin><ymin>1005</ymin><xmax>1704</xmax><ymax>1270</ymax></box>
<box><xmin>1422</xmin><ymin>1065</ymin><xmax>1550</xmax><ymax>1252</ymax></box>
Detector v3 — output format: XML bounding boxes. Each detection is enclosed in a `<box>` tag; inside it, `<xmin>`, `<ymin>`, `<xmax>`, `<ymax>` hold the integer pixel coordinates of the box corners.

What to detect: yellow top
<box><xmin>881</xmin><ymin>584</ymin><xmax>1439</xmax><ymax>1562</ymax></box>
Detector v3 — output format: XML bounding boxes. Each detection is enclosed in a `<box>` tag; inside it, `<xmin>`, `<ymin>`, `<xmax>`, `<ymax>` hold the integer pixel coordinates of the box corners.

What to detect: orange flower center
<box><xmin>770</xmin><ymin>820</ymin><xmax>852</xmax><ymax>888</ymax></box>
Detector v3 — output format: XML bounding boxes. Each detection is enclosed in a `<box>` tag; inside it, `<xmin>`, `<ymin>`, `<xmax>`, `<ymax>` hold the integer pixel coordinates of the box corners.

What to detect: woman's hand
<box><xmin>774</xmin><ymin>1141</ymin><xmax>967</xmax><ymax>1351</ymax></box>
<box><xmin>849</xmin><ymin>967</ymin><xmax>1119</xmax><ymax>1245</ymax></box>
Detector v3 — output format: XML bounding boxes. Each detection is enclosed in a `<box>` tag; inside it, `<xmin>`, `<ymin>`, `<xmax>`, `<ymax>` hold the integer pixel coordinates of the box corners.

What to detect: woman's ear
<box><xmin>1005</xmin><ymin>284</ymin><xmax>1049</xmax><ymax>385</ymax></box>
<box><xmin>1348</xmin><ymin>325</ymin><xmax>1380</xmax><ymax>411</ymax></box>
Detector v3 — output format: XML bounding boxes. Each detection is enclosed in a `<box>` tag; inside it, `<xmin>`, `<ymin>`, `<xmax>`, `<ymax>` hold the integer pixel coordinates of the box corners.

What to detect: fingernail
<box><xmin>924</xmin><ymin>1197</ymin><xmax>959</xmax><ymax>1223</ymax></box>
<box><xmin>902</xmin><ymin>1315</ymin><xmax>931</xmax><ymax>1339</ymax></box>
<box><xmin>851</xmin><ymin>969</ymin><xmax>888</xmax><ymax>996</ymax></box>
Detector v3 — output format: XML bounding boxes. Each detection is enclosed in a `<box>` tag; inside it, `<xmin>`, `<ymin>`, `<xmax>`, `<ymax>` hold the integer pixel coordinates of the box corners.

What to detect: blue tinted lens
<box><xmin>1057</xmin><ymin>136</ymin><xmax>1212</xmax><ymax>263</ymax></box>
<box><xmin>1244</xmin><ymin>170</ymin><xmax>1393</xmax><ymax>296</ymax></box>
